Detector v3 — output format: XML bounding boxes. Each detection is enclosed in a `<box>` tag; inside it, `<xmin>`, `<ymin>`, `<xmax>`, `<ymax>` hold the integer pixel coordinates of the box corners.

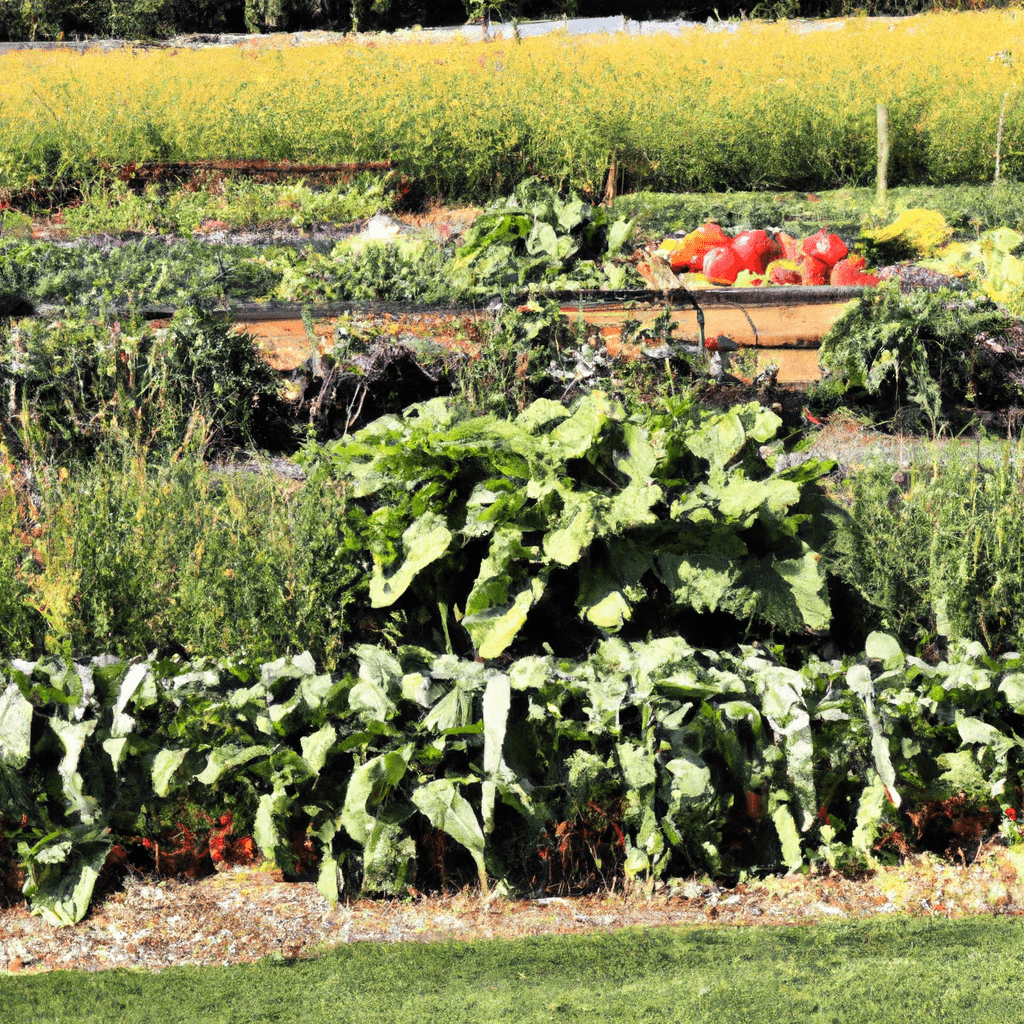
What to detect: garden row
<box><xmin>1</xmin><ymin>11</ymin><xmax>1022</xmax><ymax>201</ymax></box>
<box><xmin>5</xmin><ymin>631</ymin><xmax>1024</xmax><ymax>926</ymax></box>
<box><xmin>5</xmin><ymin>179</ymin><xmax>1024</xmax><ymax>315</ymax></box>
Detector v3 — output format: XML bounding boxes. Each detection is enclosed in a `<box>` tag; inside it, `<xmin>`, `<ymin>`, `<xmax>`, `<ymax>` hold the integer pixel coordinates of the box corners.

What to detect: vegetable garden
<box><xmin>5</xmin><ymin>12</ymin><xmax>1024</xmax><ymax>932</ymax></box>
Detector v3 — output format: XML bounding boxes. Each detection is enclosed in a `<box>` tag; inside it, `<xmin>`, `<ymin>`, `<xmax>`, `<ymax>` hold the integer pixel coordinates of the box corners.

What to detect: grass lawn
<box><xmin>3</xmin><ymin>915</ymin><xmax>1022</xmax><ymax>1024</ymax></box>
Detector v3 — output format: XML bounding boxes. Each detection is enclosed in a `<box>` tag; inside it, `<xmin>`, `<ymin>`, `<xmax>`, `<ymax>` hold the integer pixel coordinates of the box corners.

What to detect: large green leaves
<box><xmin>11</xmin><ymin>628</ymin><xmax>1024</xmax><ymax>926</ymax></box>
<box><xmin>449</xmin><ymin>179</ymin><xmax>637</xmax><ymax>296</ymax></box>
<box><xmin>318</xmin><ymin>391</ymin><xmax>834</xmax><ymax>660</ymax></box>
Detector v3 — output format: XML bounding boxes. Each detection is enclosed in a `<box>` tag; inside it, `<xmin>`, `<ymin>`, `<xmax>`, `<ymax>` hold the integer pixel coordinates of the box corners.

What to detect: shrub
<box><xmin>3</xmin><ymin>453</ymin><xmax>361</xmax><ymax>666</ymax></box>
<box><xmin>814</xmin><ymin>283</ymin><xmax>1013</xmax><ymax>433</ymax></box>
<box><xmin>2</xmin><ymin>305</ymin><xmax>283</xmax><ymax>458</ymax></box>
<box><xmin>826</xmin><ymin>450</ymin><xmax>1024</xmax><ymax>655</ymax></box>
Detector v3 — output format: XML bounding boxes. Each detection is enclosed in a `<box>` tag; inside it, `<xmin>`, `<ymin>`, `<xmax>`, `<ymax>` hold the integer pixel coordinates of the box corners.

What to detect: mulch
<box><xmin>4</xmin><ymin>845</ymin><xmax>1024</xmax><ymax>974</ymax></box>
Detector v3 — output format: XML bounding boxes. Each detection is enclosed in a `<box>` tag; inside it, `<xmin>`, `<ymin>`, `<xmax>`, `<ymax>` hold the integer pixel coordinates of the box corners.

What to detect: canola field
<box><xmin>0</xmin><ymin>10</ymin><xmax>1022</xmax><ymax>201</ymax></box>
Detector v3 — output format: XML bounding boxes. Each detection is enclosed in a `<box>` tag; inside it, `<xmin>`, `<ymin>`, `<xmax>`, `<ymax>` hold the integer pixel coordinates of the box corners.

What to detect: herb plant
<box><xmin>815</xmin><ymin>283</ymin><xmax>1012</xmax><ymax>433</ymax></box>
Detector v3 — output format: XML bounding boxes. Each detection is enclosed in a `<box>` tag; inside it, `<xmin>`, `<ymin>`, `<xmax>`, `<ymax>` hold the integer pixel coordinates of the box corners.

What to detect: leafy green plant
<box><xmin>5</xmin><ymin>631</ymin><xmax>1024</xmax><ymax>925</ymax></box>
<box><xmin>270</xmin><ymin>238</ymin><xmax>452</xmax><ymax>304</ymax></box>
<box><xmin>815</xmin><ymin>283</ymin><xmax>1013</xmax><ymax>433</ymax></box>
<box><xmin>60</xmin><ymin>175</ymin><xmax>399</xmax><ymax>237</ymax></box>
<box><xmin>454</xmin><ymin>297</ymin><xmax>575</xmax><ymax>417</ymax></box>
<box><xmin>449</xmin><ymin>179</ymin><xmax>638</xmax><ymax>297</ymax></box>
<box><xmin>920</xmin><ymin>225</ymin><xmax>1024</xmax><ymax>315</ymax></box>
<box><xmin>299</xmin><ymin>390</ymin><xmax>835</xmax><ymax>661</ymax></box>
<box><xmin>0</xmin><ymin>237</ymin><xmax>281</xmax><ymax>311</ymax></box>
<box><xmin>2</xmin><ymin>305</ymin><xmax>282</xmax><ymax>457</ymax></box>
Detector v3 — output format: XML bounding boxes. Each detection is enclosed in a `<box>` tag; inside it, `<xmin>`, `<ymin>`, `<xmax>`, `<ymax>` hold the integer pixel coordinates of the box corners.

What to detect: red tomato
<box><xmin>703</xmin><ymin>245</ymin><xmax>747</xmax><ymax>285</ymax></box>
<box><xmin>732</xmin><ymin>229</ymin><xmax>783</xmax><ymax>275</ymax></box>
<box><xmin>830</xmin><ymin>256</ymin><xmax>880</xmax><ymax>287</ymax></box>
<box><xmin>801</xmin><ymin>230</ymin><xmax>848</xmax><ymax>269</ymax></box>
<box><xmin>799</xmin><ymin>254</ymin><xmax>832</xmax><ymax>286</ymax></box>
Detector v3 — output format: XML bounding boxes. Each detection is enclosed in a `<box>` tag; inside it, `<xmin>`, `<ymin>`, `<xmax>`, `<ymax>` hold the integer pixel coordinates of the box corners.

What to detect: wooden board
<box><xmin>235</xmin><ymin>299</ymin><xmax>851</xmax><ymax>384</ymax></box>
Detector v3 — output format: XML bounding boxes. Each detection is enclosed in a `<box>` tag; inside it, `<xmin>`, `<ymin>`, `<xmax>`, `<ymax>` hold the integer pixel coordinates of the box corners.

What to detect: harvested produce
<box><xmin>703</xmin><ymin>244</ymin><xmax>749</xmax><ymax>285</ymax></box>
<box><xmin>665</xmin><ymin>222</ymin><xmax>731</xmax><ymax>273</ymax></box>
<box><xmin>655</xmin><ymin>224</ymin><xmax>876</xmax><ymax>288</ymax></box>
<box><xmin>801</xmin><ymin>229</ymin><xmax>848</xmax><ymax>268</ymax></box>
<box><xmin>830</xmin><ymin>255</ymin><xmax>881</xmax><ymax>288</ymax></box>
<box><xmin>732</xmin><ymin>229</ymin><xmax>784</xmax><ymax>275</ymax></box>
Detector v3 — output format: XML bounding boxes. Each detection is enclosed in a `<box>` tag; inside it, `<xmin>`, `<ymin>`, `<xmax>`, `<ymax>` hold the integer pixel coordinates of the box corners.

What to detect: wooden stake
<box><xmin>995</xmin><ymin>90</ymin><xmax>1011</xmax><ymax>183</ymax></box>
<box><xmin>603</xmin><ymin>151</ymin><xmax>618</xmax><ymax>207</ymax></box>
<box><xmin>876</xmin><ymin>103</ymin><xmax>889</xmax><ymax>208</ymax></box>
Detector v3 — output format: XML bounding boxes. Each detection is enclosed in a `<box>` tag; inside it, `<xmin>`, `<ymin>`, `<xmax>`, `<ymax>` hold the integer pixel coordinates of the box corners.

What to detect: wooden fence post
<box><xmin>876</xmin><ymin>104</ymin><xmax>890</xmax><ymax>208</ymax></box>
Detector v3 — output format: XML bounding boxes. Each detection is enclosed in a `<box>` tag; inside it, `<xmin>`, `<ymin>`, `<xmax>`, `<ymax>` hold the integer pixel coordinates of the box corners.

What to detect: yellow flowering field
<box><xmin>1</xmin><ymin>10</ymin><xmax>1021</xmax><ymax>201</ymax></box>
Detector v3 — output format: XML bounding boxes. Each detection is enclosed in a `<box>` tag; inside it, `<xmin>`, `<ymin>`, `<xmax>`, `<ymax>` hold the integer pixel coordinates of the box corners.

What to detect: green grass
<box><xmin>2</xmin><ymin>916</ymin><xmax>1021</xmax><ymax>1023</ymax></box>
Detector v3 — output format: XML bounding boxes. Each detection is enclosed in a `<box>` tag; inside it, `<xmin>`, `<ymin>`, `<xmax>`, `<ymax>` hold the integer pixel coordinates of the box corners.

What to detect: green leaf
<box><xmin>463</xmin><ymin>576</ymin><xmax>547</xmax><ymax>660</ymax></box>
<box><xmin>656</xmin><ymin>550</ymin><xmax>738</xmax><ymax>613</ymax></box>
<box><xmin>193</xmin><ymin>744</ymin><xmax>274</xmax><ymax>786</ymax></box>
<box><xmin>24</xmin><ymin>838</ymin><xmax>111</xmax><ymax>928</ymax></box>
<box><xmin>664</xmin><ymin>753</ymin><xmax>712</xmax><ymax>800</ymax></box>
<box><xmin>349</xmin><ymin>645</ymin><xmax>402</xmax><ymax>722</ymax></box>
<box><xmin>0</xmin><ymin>681</ymin><xmax>33</xmax><ymax>769</ymax></box>
<box><xmin>583</xmin><ymin>585</ymin><xmax>632</xmax><ymax>632</ymax></box>
<box><xmin>370</xmin><ymin>512</ymin><xmax>453</xmax><ymax>607</ymax></box>
<box><xmin>851</xmin><ymin>773</ymin><xmax>889</xmax><ymax>861</ymax></box>
<box><xmin>152</xmin><ymin>747</ymin><xmax>188</xmax><ymax>798</ymax></box>
<box><xmin>549</xmin><ymin>392</ymin><xmax>619</xmax><ymax>458</ymax></box>
<box><xmin>605</xmin><ymin>218</ymin><xmax>635</xmax><ymax>255</ymax></box>
<box><xmin>865</xmin><ymin>632</ymin><xmax>905</xmax><ymax>671</ymax></box>
<box><xmin>526</xmin><ymin>221</ymin><xmax>559</xmax><ymax>257</ymax></box>
<box><xmin>771</xmin><ymin>549</ymin><xmax>831</xmax><ymax>631</ymax></box>
<box><xmin>50</xmin><ymin>717</ymin><xmax>98</xmax><ymax>820</ymax></box>
<box><xmin>556</xmin><ymin>196</ymin><xmax>589</xmax><ymax>233</ymax></box>
<box><xmin>301</xmin><ymin>724</ymin><xmax>337</xmax><ymax>776</ymax></box>
<box><xmin>341</xmin><ymin>747</ymin><xmax>412</xmax><ymax>846</ymax></box>
<box><xmin>260</xmin><ymin>650</ymin><xmax>318</xmax><ymax>687</ymax></box>
<box><xmin>102</xmin><ymin>737</ymin><xmax>129</xmax><ymax>773</ymax></box>
<box><xmin>616</xmin><ymin>741</ymin><xmax>657</xmax><ymax>795</ymax></box>
<box><xmin>770</xmin><ymin>798</ymin><xmax>803</xmax><ymax>871</ymax></box>
<box><xmin>108</xmin><ymin>661</ymin><xmax>150</xmax><ymax>738</ymax></box>
<box><xmin>999</xmin><ymin>673</ymin><xmax>1024</xmax><ymax>713</ymax></box>
<box><xmin>412</xmin><ymin>778</ymin><xmax>487</xmax><ymax>890</ymax></box>
<box><xmin>687</xmin><ymin>409</ymin><xmax>747</xmax><ymax>469</ymax></box>
<box><xmin>543</xmin><ymin>491</ymin><xmax>599</xmax><ymax>566</ymax></box>
<box><xmin>482</xmin><ymin>673</ymin><xmax>511</xmax><ymax>835</ymax></box>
